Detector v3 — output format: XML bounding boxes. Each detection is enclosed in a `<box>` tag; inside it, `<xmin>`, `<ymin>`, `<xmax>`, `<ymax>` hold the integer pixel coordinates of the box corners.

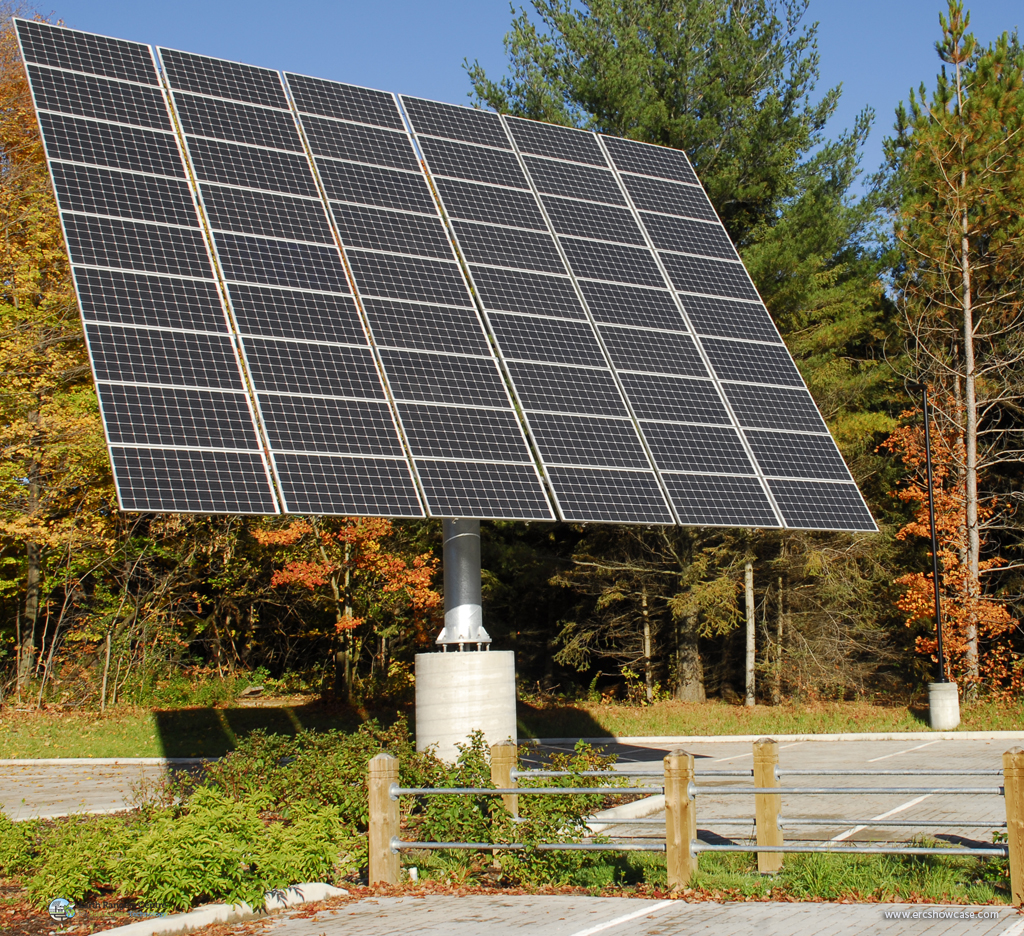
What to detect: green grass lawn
<box><xmin>516</xmin><ymin>697</ymin><xmax>1024</xmax><ymax>739</ymax></box>
<box><xmin>2</xmin><ymin>695</ymin><xmax>1022</xmax><ymax>759</ymax></box>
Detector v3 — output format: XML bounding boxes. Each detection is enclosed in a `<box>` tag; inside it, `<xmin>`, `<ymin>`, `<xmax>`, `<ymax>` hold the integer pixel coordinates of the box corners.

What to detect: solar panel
<box><xmin>597</xmin><ymin>131</ymin><xmax>875</xmax><ymax>532</ymax></box>
<box><xmin>405</xmin><ymin>98</ymin><xmax>675</xmax><ymax>524</ymax></box>
<box><xmin>18</xmin><ymin>20</ymin><xmax>875</xmax><ymax>532</ymax></box>
<box><xmin>284</xmin><ymin>74</ymin><xmax>554</xmax><ymax>521</ymax></box>
<box><xmin>158</xmin><ymin>48</ymin><xmax>423</xmax><ymax>518</ymax></box>
<box><xmin>15</xmin><ymin>19</ymin><xmax>277</xmax><ymax>514</ymax></box>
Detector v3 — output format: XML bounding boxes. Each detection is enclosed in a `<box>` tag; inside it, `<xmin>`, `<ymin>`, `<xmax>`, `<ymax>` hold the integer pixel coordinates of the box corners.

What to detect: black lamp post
<box><xmin>912</xmin><ymin>382</ymin><xmax>948</xmax><ymax>683</ymax></box>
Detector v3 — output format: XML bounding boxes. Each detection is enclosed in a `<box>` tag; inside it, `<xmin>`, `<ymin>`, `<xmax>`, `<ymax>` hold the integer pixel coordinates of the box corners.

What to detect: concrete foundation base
<box><xmin>928</xmin><ymin>681</ymin><xmax>960</xmax><ymax>730</ymax></box>
<box><xmin>415</xmin><ymin>651</ymin><xmax>516</xmax><ymax>762</ymax></box>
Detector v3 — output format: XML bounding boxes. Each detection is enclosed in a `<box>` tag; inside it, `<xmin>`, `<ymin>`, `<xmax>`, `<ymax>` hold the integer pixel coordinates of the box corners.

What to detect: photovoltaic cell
<box><xmin>524</xmin><ymin>155</ymin><xmax>626</xmax><ymax>205</ymax></box>
<box><xmin>27</xmin><ymin>65</ymin><xmax>170</xmax><ymax>128</ymax></box>
<box><xmin>287</xmin><ymin>74</ymin><xmax>405</xmax><ymax>129</ymax></box>
<box><xmin>331</xmin><ymin>204</ymin><xmax>452</xmax><ymax>258</ymax></box>
<box><xmin>642</xmin><ymin>423</ymin><xmax>753</xmax><ymax>475</ymax></box>
<box><xmin>506</xmin><ymin>116</ymin><xmax>605</xmax><ymax>166</ymax></box>
<box><xmin>664</xmin><ymin>474</ymin><xmax>778</xmax><ymax>528</ymax></box>
<box><xmin>679</xmin><ymin>294</ymin><xmax>781</xmax><ymax>342</ymax></box>
<box><xmin>39</xmin><ymin>112</ymin><xmax>186</xmax><ymax>177</ymax></box>
<box><xmin>642</xmin><ymin>213</ymin><xmax>736</xmax><ymax>259</ymax></box>
<box><xmin>471</xmin><ymin>268</ymin><xmax>586</xmax><ymax>318</ymax></box>
<box><xmin>300</xmin><ymin>116</ymin><xmax>418</xmax><ymax>170</ymax></box>
<box><xmin>746</xmin><ymin>430</ymin><xmax>851</xmax><ymax>481</ymax></box>
<box><xmin>401</xmin><ymin>96</ymin><xmax>508</xmax><ymax>147</ymax></box>
<box><xmin>227</xmin><ymin>285</ymin><xmax>365</xmax><ymax>344</ymax></box>
<box><xmin>621</xmin><ymin>174</ymin><xmax>717</xmax><ymax>220</ymax></box>
<box><xmin>16</xmin><ymin>16</ymin><xmax>279</xmax><ymax>513</ymax></box>
<box><xmin>160</xmin><ymin>48</ymin><xmax>423</xmax><ymax>517</ymax></box>
<box><xmin>543</xmin><ymin>197</ymin><xmax>646</xmax><ymax>245</ymax></box>
<box><xmin>621</xmin><ymin>374</ymin><xmax>730</xmax><ymax>424</ymax></box>
<box><xmin>361</xmin><ymin>300</ymin><xmax>490</xmax><ymax>355</ymax></box>
<box><xmin>18</xmin><ymin>19</ymin><xmax>157</xmax><ymax>84</ymax></box>
<box><xmin>601</xmin><ymin>135</ymin><xmax>699</xmax><ymax>185</ymax></box>
<box><xmin>316</xmin><ymin>161</ymin><xmax>436</xmax><ymax>213</ymax></box>
<box><xmin>160</xmin><ymin>48</ymin><xmax>287</xmax><ymax>107</ymax></box>
<box><xmin>724</xmin><ymin>384</ymin><xmax>828</xmax><ymax>433</ymax></box>
<box><xmin>202</xmin><ymin>186</ymin><xmax>333</xmax><ymax>243</ymax></box>
<box><xmin>599</xmin><ymin>328</ymin><xmax>707</xmax><ymax>377</ymax></box>
<box><xmin>488</xmin><ymin>314</ymin><xmax>607</xmax><ymax>367</ymax></box>
<box><xmin>419</xmin><ymin>137</ymin><xmax>529</xmax><ymax>188</ymax></box>
<box><xmin>767</xmin><ymin>479</ymin><xmax>876</xmax><ymax>531</ymax></box>
<box><xmin>529</xmin><ymin>414</ymin><xmax>650</xmax><ymax>469</ymax></box>
<box><xmin>702</xmin><ymin>338</ymin><xmax>804</xmax><ymax>386</ymax></box>
<box><xmin>51</xmin><ymin>163</ymin><xmax>198</xmax><ymax>227</ymax></box>
<box><xmin>660</xmin><ymin>252</ymin><xmax>760</xmax><ymax>300</ymax></box>
<box><xmin>416</xmin><ymin>462</ymin><xmax>554</xmax><ymax>520</ymax></box>
<box><xmin>173</xmin><ymin>94</ymin><xmax>302</xmax><ymax>151</ymax></box>
<box><xmin>560</xmin><ymin>237</ymin><xmax>665</xmax><ymax>287</ymax></box>
<box><xmin>453</xmin><ymin>221</ymin><xmax>566</xmax><ymax>274</ymax></box>
<box><xmin>434</xmin><ymin>178</ymin><xmax>547</xmax><ymax>230</ymax></box>
<box><xmin>577</xmin><ymin>281</ymin><xmax>684</xmax><ymax>330</ymax></box>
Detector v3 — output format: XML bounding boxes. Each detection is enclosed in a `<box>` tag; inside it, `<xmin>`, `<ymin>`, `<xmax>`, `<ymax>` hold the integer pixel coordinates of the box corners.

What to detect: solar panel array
<box><xmin>15</xmin><ymin>19</ymin><xmax>876</xmax><ymax>532</ymax></box>
<box><xmin>156</xmin><ymin>48</ymin><xmax>423</xmax><ymax>517</ymax></box>
<box><xmin>16</xmin><ymin>19</ymin><xmax>278</xmax><ymax>514</ymax></box>
<box><xmin>282</xmin><ymin>74</ymin><xmax>553</xmax><ymax>520</ymax></box>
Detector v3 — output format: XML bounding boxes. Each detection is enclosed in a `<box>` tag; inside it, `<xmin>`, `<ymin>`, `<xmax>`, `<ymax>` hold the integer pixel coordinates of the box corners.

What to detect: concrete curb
<box><xmin>531</xmin><ymin>730</ymin><xmax>1024</xmax><ymax>745</ymax></box>
<box><xmin>95</xmin><ymin>883</ymin><xmax>346</xmax><ymax>936</ymax></box>
<box><xmin>587</xmin><ymin>794</ymin><xmax>665</xmax><ymax>834</ymax></box>
<box><xmin>12</xmin><ymin>805</ymin><xmax>131</xmax><ymax>823</ymax></box>
<box><xmin>0</xmin><ymin>758</ymin><xmax>208</xmax><ymax>766</ymax></box>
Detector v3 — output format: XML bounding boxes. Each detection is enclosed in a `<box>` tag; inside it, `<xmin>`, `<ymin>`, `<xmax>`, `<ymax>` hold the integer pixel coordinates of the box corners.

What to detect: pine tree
<box><xmin>885</xmin><ymin>1</ymin><xmax>1024</xmax><ymax>696</ymax></box>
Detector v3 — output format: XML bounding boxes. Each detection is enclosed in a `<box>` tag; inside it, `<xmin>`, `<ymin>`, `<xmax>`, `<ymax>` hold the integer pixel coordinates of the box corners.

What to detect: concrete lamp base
<box><xmin>414</xmin><ymin>650</ymin><xmax>516</xmax><ymax>763</ymax></box>
<box><xmin>928</xmin><ymin>681</ymin><xmax>960</xmax><ymax>731</ymax></box>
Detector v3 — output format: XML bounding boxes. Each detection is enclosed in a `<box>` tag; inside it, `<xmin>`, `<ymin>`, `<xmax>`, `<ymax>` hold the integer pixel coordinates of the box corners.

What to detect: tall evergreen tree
<box><xmin>468</xmin><ymin>0</ymin><xmax>901</xmax><ymax>698</ymax></box>
<box><xmin>884</xmin><ymin>2</ymin><xmax>1024</xmax><ymax>695</ymax></box>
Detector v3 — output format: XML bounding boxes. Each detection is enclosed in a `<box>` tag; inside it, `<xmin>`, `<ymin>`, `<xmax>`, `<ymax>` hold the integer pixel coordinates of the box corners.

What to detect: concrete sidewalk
<box><xmin>199</xmin><ymin>895</ymin><xmax>1022</xmax><ymax>936</ymax></box>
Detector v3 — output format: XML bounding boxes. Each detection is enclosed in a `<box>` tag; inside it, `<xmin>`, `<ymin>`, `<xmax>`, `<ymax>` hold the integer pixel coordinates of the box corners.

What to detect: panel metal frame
<box><xmin>15</xmin><ymin>18</ymin><xmax>280</xmax><ymax>514</ymax></box>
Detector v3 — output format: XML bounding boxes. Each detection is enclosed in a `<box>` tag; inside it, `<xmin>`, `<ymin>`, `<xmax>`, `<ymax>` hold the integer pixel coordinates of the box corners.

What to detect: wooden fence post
<box><xmin>1003</xmin><ymin>747</ymin><xmax>1024</xmax><ymax>904</ymax></box>
<box><xmin>368</xmin><ymin>752</ymin><xmax>400</xmax><ymax>885</ymax></box>
<box><xmin>665</xmin><ymin>749</ymin><xmax>696</xmax><ymax>888</ymax></box>
<box><xmin>490</xmin><ymin>742</ymin><xmax>518</xmax><ymax>816</ymax></box>
<box><xmin>753</xmin><ymin>737</ymin><xmax>783</xmax><ymax>874</ymax></box>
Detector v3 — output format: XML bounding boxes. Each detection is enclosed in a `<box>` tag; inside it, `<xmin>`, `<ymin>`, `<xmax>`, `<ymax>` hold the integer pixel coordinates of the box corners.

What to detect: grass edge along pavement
<box><xmin>4</xmin><ymin>698</ymin><xmax>1024</xmax><ymax>759</ymax></box>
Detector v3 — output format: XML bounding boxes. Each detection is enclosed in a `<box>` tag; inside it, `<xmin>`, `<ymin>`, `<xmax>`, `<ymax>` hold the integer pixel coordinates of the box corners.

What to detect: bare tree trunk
<box><xmin>18</xmin><ymin>456</ymin><xmax>41</xmax><ymax>693</ymax></box>
<box><xmin>954</xmin><ymin>56</ymin><xmax>980</xmax><ymax>701</ymax></box>
<box><xmin>641</xmin><ymin>584</ymin><xmax>653</xmax><ymax>704</ymax></box>
<box><xmin>101</xmin><ymin>631</ymin><xmax>111</xmax><ymax>714</ymax></box>
<box><xmin>772</xmin><ymin>575</ymin><xmax>784</xmax><ymax>705</ymax></box>
<box><xmin>744</xmin><ymin>562</ymin><xmax>755</xmax><ymax>707</ymax></box>
<box><xmin>675</xmin><ymin>612</ymin><xmax>705</xmax><ymax>702</ymax></box>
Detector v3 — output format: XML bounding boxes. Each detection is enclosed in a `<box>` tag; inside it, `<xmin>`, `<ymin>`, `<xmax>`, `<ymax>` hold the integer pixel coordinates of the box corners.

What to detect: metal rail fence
<box><xmin>366</xmin><ymin>740</ymin><xmax>1024</xmax><ymax>903</ymax></box>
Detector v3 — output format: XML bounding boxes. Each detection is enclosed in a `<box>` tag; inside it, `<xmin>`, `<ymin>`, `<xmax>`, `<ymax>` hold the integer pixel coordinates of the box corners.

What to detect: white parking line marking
<box><xmin>566</xmin><ymin>900</ymin><xmax>675</xmax><ymax>936</ymax></box>
<box><xmin>711</xmin><ymin>741</ymin><xmax>805</xmax><ymax>764</ymax></box>
<box><xmin>829</xmin><ymin>794</ymin><xmax>933</xmax><ymax>842</ymax></box>
<box><xmin>866</xmin><ymin>740</ymin><xmax>942</xmax><ymax>762</ymax></box>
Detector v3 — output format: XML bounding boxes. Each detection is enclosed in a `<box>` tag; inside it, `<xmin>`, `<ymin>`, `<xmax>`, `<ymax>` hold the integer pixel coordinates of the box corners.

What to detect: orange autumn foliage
<box><xmin>881</xmin><ymin>409</ymin><xmax>1019</xmax><ymax>694</ymax></box>
<box><xmin>253</xmin><ymin>517</ymin><xmax>439</xmax><ymax>636</ymax></box>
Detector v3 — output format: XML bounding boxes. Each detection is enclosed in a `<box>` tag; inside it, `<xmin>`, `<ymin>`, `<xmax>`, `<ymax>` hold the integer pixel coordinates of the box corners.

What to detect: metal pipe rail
<box><xmin>693</xmin><ymin>785</ymin><xmax>1003</xmax><ymax>796</ymax></box>
<box><xmin>693</xmin><ymin>843</ymin><xmax>1008</xmax><ymax>857</ymax></box>
<box><xmin>391</xmin><ymin>785</ymin><xmax>662</xmax><ymax>798</ymax></box>
<box><xmin>513</xmin><ymin>768</ymin><xmax>753</xmax><ymax>778</ymax></box>
<box><xmin>392</xmin><ymin>839</ymin><xmax>664</xmax><ymax>853</ymax></box>
<box><xmin>781</xmin><ymin>818</ymin><xmax>1007</xmax><ymax>828</ymax></box>
<box><xmin>778</xmin><ymin>769</ymin><xmax>1003</xmax><ymax>777</ymax></box>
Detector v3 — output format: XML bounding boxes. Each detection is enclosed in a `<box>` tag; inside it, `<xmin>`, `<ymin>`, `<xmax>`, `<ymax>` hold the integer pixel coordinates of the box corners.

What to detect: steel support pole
<box><xmin>437</xmin><ymin>518</ymin><xmax>490</xmax><ymax>648</ymax></box>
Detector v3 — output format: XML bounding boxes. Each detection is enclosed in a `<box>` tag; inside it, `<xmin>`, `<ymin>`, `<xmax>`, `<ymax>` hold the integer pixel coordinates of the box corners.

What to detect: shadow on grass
<box><xmin>153</xmin><ymin>701</ymin><xmax>378</xmax><ymax>758</ymax></box>
<box><xmin>516</xmin><ymin>700</ymin><xmax>611</xmax><ymax>742</ymax></box>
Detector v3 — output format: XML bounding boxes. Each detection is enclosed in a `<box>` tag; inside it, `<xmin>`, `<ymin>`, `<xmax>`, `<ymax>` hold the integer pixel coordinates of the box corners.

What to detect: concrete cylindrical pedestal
<box><xmin>415</xmin><ymin>651</ymin><xmax>516</xmax><ymax>762</ymax></box>
<box><xmin>928</xmin><ymin>681</ymin><xmax>960</xmax><ymax>730</ymax></box>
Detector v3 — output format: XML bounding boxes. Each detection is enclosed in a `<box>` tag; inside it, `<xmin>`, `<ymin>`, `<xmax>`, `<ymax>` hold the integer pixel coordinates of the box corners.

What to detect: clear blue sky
<box><xmin>43</xmin><ymin>1</ymin><xmax>1024</xmax><ymax>191</ymax></box>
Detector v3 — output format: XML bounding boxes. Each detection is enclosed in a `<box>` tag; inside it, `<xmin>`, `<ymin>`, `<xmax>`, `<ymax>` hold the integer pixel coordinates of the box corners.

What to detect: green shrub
<box><xmin>26</xmin><ymin>817</ymin><xmax>130</xmax><ymax>905</ymax></box>
<box><xmin>0</xmin><ymin>813</ymin><xmax>35</xmax><ymax>875</ymax></box>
